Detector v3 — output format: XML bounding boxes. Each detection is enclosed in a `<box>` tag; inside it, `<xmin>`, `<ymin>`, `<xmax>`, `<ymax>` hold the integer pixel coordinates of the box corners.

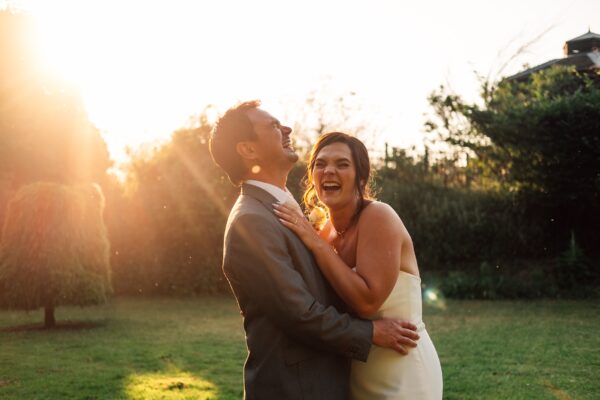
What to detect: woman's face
<box><xmin>312</xmin><ymin>142</ymin><xmax>358</xmax><ymax>210</ymax></box>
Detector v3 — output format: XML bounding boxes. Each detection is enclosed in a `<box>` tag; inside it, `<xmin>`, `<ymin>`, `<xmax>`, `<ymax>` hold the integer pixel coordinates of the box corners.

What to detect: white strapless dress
<box><xmin>350</xmin><ymin>271</ymin><xmax>443</xmax><ymax>400</ymax></box>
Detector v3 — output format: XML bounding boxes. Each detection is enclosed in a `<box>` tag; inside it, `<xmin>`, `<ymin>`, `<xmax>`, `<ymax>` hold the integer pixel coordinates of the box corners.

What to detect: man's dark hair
<box><xmin>209</xmin><ymin>100</ymin><xmax>261</xmax><ymax>185</ymax></box>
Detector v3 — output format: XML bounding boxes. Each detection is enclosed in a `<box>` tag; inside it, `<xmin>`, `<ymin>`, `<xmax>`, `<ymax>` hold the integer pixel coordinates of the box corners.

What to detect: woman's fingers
<box><xmin>274</xmin><ymin>202</ymin><xmax>303</xmax><ymax>217</ymax></box>
<box><xmin>273</xmin><ymin>208</ymin><xmax>302</xmax><ymax>231</ymax></box>
<box><xmin>273</xmin><ymin>204</ymin><xmax>303</xmax><ymax>223</ymax></box>
<box><xmin>272</xmin><ymin>207</ymin><xmax>293</xmax><ymax>223</ymax></box>
<box><xmin>278</xmin><ymin>217</ymin><xmax>295</xmax><ymax>229</ymax></box>
<box><xmin>273</xmin><ymin>204</ymin><xmax>318</xmax><ymax>245</ymax></box>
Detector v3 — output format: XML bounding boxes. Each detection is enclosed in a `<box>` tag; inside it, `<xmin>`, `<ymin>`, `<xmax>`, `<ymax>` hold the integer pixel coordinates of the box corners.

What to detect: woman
<box><xmin>273</xmin><ymin>132</ymin><xmax>443</xmax><ymax>399</ymax></box>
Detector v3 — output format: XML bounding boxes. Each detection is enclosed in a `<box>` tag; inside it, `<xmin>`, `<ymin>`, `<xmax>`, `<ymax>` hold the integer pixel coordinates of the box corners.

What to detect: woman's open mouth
<box><xmin>321</xmin><ymin>182</ymin><xmax>341</xmax><ymax>193</ymax></box>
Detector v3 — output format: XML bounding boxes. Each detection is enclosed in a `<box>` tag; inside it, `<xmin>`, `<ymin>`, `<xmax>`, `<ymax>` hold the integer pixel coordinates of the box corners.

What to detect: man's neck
<box><xmin>244</xmin><ymin>170</ymin><xmax>288</xmax><ymax>190</ymax></box>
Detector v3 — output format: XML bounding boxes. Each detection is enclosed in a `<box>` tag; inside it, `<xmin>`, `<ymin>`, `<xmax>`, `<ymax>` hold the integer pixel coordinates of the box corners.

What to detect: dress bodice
<box><xmin>370</xmin><ymin>270</ymin><xmax>423</xmax><ymax>324</ymax></box>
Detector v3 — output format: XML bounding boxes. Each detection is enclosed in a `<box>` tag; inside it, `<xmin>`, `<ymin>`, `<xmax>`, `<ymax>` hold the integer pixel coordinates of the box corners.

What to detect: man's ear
<box><xmin>236</xmin><ymin>141</ymin><xmax>258</xmax><ymax>162</ymax></box>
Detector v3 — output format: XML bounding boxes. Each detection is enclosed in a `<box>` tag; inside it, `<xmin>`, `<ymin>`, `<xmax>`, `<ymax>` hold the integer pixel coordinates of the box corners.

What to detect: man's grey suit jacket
<box><xmin>222</xmin><ymin>183</ymin><xmax>373</xmax><ymax>400</ymax></box>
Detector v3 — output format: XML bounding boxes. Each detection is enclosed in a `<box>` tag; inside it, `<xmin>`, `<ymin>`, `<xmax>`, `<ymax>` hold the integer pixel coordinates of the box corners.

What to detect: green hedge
<box><xmin>375</xmin><ymin>176</ymin><xmax>598</xmax><ymax>298</ymax></box>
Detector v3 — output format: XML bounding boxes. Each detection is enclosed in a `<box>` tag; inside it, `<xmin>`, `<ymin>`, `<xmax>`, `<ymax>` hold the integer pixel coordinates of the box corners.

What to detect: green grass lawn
<box><xmin>1</xmin><ymin>296</ymin><xmax>598</xmax><ymax>399</ymax></box>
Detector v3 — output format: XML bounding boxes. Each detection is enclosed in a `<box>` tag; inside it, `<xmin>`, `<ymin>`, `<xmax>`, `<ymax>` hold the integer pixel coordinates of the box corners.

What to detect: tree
<box><xmin>282</xmin><ymin>82</ymin><xmax>382</xmax><ymax>157</ymax></box>
<box><xmin>107</xmin><ymin>113</ymin><xmax>236</xmax><ymax>295</ymax></box>
<box><xmin>0</xmin><ymin>183</ymin><xmax>111</xmax><ymax>328</ymax></box>
<box><xmin>427</xmin><ymin>66</ymin><xmax>600</xmax><ymax>255</ymax></box>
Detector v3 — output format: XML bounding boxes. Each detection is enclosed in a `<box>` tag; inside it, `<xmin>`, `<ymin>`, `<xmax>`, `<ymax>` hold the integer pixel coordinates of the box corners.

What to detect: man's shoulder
<box><xmin>222</xmin><ymin>195</ymin><xmax>288</xmax><ymax>267</ymax></box>
<box><xmin>226</xmin><ymin>195</ymin><xmax>279</xmax><ymax>234</ymax></box>
<box><xmin>230</xmin><ymin>194</ymin><xmax>271</xmax><ymax>220</ymax></box>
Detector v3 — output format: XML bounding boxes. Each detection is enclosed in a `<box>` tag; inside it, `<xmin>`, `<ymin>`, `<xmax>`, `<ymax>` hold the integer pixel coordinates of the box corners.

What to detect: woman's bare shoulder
<box><xmin>361</xmin><ymin>201</ymin><xmax>399</xmax><ymax>221</ymax></box>
<box><xmin>359</xmin><ymin>201</ymin><xmax>405</xmax><ymax>235</ymax></box>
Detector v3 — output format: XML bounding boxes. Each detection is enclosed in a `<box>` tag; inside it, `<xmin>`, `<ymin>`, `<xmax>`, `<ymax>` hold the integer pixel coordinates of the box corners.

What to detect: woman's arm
<box><xmin>274</xmin><ymin>202</ymin><xmax>405</xmax><ymax>318</ymax></box>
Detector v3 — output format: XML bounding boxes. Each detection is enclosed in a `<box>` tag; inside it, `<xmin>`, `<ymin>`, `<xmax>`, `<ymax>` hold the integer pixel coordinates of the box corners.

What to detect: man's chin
<box><xmin>286</xmin><ymin>152</ymin><xmax>300</xmax><ymax>163</ymax></box>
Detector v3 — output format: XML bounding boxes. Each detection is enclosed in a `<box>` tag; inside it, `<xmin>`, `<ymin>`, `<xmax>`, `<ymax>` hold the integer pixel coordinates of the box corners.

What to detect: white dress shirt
<box><xmin>245</xmin><ymin>179</ymin><xmax>300</xmax><ymax>208</ymax></box>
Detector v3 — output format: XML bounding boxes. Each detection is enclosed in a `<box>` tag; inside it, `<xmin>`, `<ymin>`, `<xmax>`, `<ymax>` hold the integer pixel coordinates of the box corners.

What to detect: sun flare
<box><xmin>10</xmin><ymin>0</ymin><xmax>600</xmax><ymax>166</ymax></box>
<box><xmin>22</xmin><ymin>1</ymin><xmax>239</xmax><ymax>164</ymax></box>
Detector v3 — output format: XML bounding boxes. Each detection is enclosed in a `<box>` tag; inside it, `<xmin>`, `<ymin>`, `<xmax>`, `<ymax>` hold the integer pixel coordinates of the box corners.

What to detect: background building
<box><xmin>509</xmin><ymin>30</ymin><xmax>600</xmax><ymax>80</ymax></box>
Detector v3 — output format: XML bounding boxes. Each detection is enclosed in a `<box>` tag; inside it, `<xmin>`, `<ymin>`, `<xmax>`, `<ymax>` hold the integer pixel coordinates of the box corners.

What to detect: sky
<box><xmin>7</xmin><ymin>0</ymin><xmax>600</xmax><ymax>165</ymax></box>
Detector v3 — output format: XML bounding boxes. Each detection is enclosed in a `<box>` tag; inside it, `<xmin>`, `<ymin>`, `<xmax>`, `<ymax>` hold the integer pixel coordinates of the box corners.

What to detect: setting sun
<box><xmin>25</xmin><ymin>1</ymin><xmax>223</xmax><ymax>163</ymax></box>
<box><xmin>9</xmin><ymin>0</ymin><xmax>600</xmax><ymax>167</ymax></box>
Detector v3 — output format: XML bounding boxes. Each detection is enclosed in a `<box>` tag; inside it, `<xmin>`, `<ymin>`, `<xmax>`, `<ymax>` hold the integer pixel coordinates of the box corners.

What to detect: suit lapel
<box><xmin>240</xmin><ymin>183</ymin><xmax>309</xmax><ymax>252</ymax></box>
<box><xmin>241</xmin><ymin>183</ymin><xmax>279</xmax><ymax>213</ymax></box>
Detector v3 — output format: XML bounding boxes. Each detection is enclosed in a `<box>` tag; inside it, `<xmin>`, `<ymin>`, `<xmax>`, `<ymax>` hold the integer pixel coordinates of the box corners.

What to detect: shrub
<box><xmin>436</xmin><ymin>260</ymin><xmax>559</xmax><ymax>299</ymax></box>
<box><xmin>554</xmin><ymin>232</ymin><xmax>594</xmax><ymax>297</ymax></box>
<box><xmin>0</xmin><ymin>182</ymin><xmax>111</xmax><ymax>326</ymax></box>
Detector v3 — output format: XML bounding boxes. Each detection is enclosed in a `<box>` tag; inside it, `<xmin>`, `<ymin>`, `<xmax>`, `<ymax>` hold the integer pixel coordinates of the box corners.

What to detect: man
<box><xmin>209</xmin><ymin>100</ymin><xmax>418</xmax><ymax>399</ymax></box>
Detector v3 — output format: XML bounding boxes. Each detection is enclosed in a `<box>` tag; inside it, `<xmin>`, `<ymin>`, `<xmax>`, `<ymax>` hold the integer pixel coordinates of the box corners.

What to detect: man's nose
<box><xmin>282</xmin><ymin>125</ymin><xmax>292</xmax><ymax>135</ymax></box>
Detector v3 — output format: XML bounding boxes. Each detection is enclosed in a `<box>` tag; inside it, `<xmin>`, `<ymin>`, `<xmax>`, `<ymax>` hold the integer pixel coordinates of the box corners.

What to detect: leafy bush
<box><xmin>433</xmin><ymin>260</ymin><xmax>560</xmax><ymax>299</ymax></box>
<box><xmin>554</xmin><ymin>232</ymin><xmax>594</xmax><ymax>297</ymax></box>
<box><xmin>427</xmin><ymin>66</ymin><xmax>600</xmax><ymax>259</ymax></box>
<box><xmin>375</xmin><ymin>178</ymin><xmax>548</xmax><ymax>270</ymax></box>
<box><xmin>106</xmin><ymin>122</ymin><xmax>237</xmax><ymax>296</ymax></box>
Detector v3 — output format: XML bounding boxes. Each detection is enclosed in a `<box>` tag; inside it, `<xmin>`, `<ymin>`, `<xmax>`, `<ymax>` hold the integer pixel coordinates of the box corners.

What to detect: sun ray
<box><xmin>172</xmin><ymin>141</ymin><xmax>234</xmax><ymax>221</ymax></box>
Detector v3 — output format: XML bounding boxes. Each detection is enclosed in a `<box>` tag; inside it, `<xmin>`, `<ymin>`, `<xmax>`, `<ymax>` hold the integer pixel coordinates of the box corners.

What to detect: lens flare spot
<box><xmin>423</xmin><ymin>287</ymin><xmax>446</xmax><ymax>310</ymax></box>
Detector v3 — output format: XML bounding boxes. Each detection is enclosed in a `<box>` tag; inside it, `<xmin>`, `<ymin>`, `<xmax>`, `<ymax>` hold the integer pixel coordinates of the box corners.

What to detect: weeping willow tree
<box><xmin>0</xmin><ymin>182</ymin><xmax>112</xmax><ymax>328</ymax></box>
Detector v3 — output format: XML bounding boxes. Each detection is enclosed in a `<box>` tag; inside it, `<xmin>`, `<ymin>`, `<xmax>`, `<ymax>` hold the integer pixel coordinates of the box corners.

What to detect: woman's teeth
<box><xmin>322</xmin><ymin>183</ymin><xmax>341</xmax><ymax>192</ymax></box>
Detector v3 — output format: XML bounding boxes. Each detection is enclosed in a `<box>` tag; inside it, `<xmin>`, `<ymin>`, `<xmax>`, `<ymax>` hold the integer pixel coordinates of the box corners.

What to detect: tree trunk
<box><xmin>44</xmin><ymin>306</ymin><xmax>56</xmax><ymax>328</ymax></box>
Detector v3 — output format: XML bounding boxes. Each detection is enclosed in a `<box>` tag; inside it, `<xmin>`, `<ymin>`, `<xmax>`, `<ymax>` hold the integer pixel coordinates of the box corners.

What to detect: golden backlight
<box><xmin>25</xmin><ymin>1</ymin><xmax>237</xmax><ymax>164</ymax></box>
<box><xmin>15</xmin><ymin>0</ymin><xmax>600</xmax><ymax>166</ymax></box>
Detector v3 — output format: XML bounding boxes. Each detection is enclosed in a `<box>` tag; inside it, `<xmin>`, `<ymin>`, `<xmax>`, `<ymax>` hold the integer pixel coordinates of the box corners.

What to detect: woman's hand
<box><xmin>273</xmin><ymin>202</ymin><xmax>324</xmax><ymax>251</ymax></box>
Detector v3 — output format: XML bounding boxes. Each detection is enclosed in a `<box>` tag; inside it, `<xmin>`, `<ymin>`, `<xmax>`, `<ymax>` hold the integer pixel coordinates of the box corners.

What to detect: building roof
<box><xmin>507</xmin><ymin>30</ymin><xmax>600</xmax><ymax>81</ymax></box>
<box><xmin>508</xmin><ymin>59</ymin><xmax>561</xmax><ymax>81</ymax></box>
<box><xmin>566</xmin><ymin>30</ymin><xmax>600</xmax><ymax>43</ymax></box>
<box><xmin>508</xmin><ymin>52</ymin><xmax>600</xmax><ymax>81</ymax></box>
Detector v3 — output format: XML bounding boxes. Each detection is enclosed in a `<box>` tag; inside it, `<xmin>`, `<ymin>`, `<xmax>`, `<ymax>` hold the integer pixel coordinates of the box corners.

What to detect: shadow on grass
<box><xmin>0</xmin><ymin>320</ymin><xmax>107</xmax><ymax>333</ymax></box>
<box><xmin>0</xmin><ymin>379</ymin><xmax>16</xmax><ymax>388</ymax></box>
